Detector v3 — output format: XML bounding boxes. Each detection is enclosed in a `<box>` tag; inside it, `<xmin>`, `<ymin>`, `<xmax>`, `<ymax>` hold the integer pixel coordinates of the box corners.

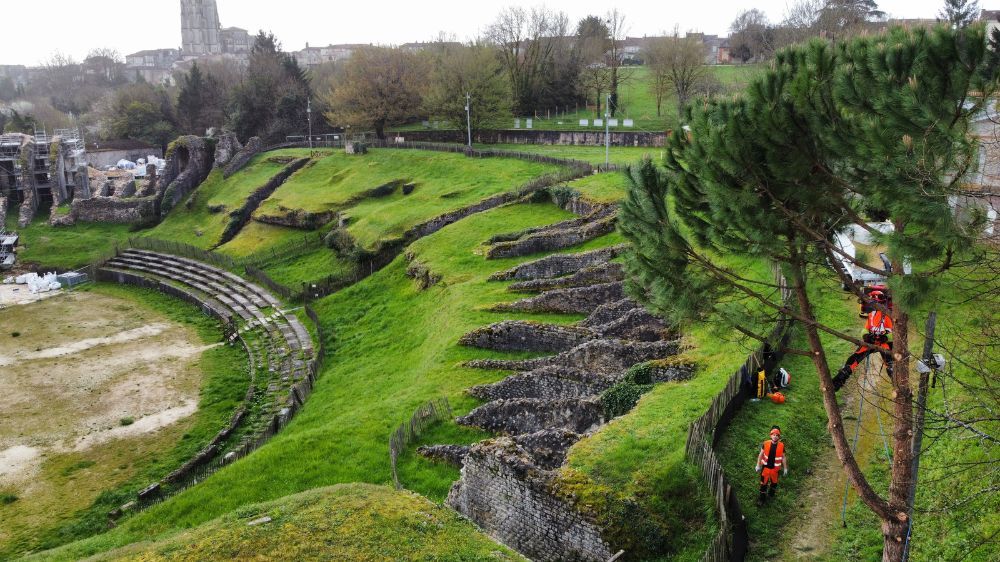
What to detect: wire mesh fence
<box><xmin>389</xmin><ymin>398</ymin><xmax>453</xmax><ymax>490</ymax></box>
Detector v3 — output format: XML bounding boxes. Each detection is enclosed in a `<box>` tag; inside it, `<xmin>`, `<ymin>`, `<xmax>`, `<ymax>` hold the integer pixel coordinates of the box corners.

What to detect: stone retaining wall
<box><xmin>492</xmin><ymin>281</ymin><xmax>624</xmax><ymax>314</ymax></box>
<box><xmin>468</xmin><ymin>338</ymin><xmax>680</xmax><ymax>374</ymax></box>
<box><xmin>486</xmin><ymin>216</ymin><xmax>617</xmax><ymax>259</ymax></box>
<box><xmin>72</xmin><ymin>196</ymin><xmax>159</xmax><ymax>224</ymax></box>
<box><xmin>218</xmin><ymin>157</ymin><xmax>311</xmax><ymax>245</ymax></box>
<box><xmin>490</xmin><ymin>245</ymin><xmax>626</xmax><ymax>281</ymax></box>
<box><xmin>458</xmin><ymin>320</ymin><xmax>594</xmax><ymax>353</ymax></box>
<box><xmin>447</xmin><ymin>438</ymin><xmax>614</xmax><ymax>562</ymax></box>
<box><xmin>508</xmin><ymin>262</ymin><xmax>624</xmax><ymax>293</ymax></box>
<box><xmin>458</xmin><ymin>398</ymin><xmax>604</xmax><ymax>435</ymax></box>
<box><xmin>468</xmin><ymin>366</ymin><xmax>614</xmax><ymax>401</ymax></box>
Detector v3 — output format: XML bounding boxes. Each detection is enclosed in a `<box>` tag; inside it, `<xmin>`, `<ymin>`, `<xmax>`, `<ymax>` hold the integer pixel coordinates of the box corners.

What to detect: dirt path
<box><xmin>781</xmin><ymin>359</ymin><xmax>889</xmax><ymax>559</ymax></box>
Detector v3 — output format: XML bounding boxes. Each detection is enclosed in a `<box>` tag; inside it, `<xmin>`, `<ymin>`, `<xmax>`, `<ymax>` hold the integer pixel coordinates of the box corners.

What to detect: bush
<box><xmin>11</xmin><ymin>332</ymin><xmax>20</xmax><ymax>337</ymax></box>
<box><xmin>0</xmin><ymin>493</ymin><xmax>18</xmax><ymax>505</ymax></box>
<box><xmin>119</xmin><ymin>417</ymin><xmax>135</xmax><ymax>426</ymax></box>
<box><xmin>601</xmin><ymin>363</ymin><xmax>657</xmax><ymax>419</ymax></box>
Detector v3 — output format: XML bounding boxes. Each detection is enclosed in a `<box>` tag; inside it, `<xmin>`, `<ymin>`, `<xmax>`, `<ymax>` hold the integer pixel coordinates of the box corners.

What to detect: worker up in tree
<box><xmin>755</xmin><ymin>427</ymin><xmax>788</xmax><ymax>505</ymax></box>
<box><xmin>832</xmin><ymin>288</ymin><xmax>894</xmax><ymax>391</ymax></box>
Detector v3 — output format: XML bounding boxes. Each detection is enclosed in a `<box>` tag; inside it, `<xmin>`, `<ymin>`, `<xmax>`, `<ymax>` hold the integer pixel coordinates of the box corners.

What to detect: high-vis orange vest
<box><xmin>758</xmin><ymin>440</ymin><xmax>785</xmax><ymax>469</ymax></box>
<box><xmin>866</xmin><ymin>310</ymin><xmax>893</xmax><ymax>335</ymax></box>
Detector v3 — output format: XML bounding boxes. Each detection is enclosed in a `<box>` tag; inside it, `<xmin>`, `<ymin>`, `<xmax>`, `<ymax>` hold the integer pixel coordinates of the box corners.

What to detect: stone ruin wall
<box><xmin>446</xmin><ymin>439</ymin><xmax>614</xmax><ymax>562</ymax></box>
<box><xmin>222</xmin><ymin>136</ymin><xmax>261</xmax><ymax>178</ymax></box>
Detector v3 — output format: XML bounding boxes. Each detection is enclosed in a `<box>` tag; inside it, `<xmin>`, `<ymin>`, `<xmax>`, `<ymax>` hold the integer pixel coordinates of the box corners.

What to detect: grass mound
<box><xmin>93</xmin><ymin>483</ymin><xmax>523</xmax><ymax>561</ymax></box>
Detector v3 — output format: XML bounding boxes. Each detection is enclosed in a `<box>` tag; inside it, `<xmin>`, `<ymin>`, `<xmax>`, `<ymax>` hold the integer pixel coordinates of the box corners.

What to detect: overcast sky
<box><xmin>2</xmin><ymin>0</ymin><xmax>957</xmax><ymax>66</ymax></box>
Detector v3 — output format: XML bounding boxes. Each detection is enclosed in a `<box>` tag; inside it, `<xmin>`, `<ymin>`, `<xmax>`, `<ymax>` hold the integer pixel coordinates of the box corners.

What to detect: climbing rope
<box><xmin>841</xmin><ymin>355</ymin><xmax>868</xmax><ymax>527</ymax></box>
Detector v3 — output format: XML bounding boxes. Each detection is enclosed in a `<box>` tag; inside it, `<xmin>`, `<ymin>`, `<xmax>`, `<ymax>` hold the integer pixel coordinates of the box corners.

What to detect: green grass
<box><xmin>32</xmin><ymin>201</ymin><xmax>623</xmax><ymax>561</ymax></box>
<box><xmin>92</xmin><ymin>484</ymin><xmax>523</xmax><ymax>561</ymax></box>
<box><xmin>403</xmin><ymin>65</ymin><xmax>765</xmax><ymax>133</ymax></box>
<box><xmin>256</xmin><ymin>246</ymin><xmax>355</xmax><ymax>288</ymax></box>
<box><xmin>3</xmin><ymin>283</ymin><xmax>249</xmax><ymax>559</ymax></box>
<box><xmin>215</xmin><ymin>221</ymin><xmax>311</xmax><ymax>258</ymax></box>
<box><xmin>11</xmin><ymin>214</ymin><xmax>133</xmax><ymax>269</ymax></box>
<box><xmin>477</xmin><ymin>144</ymin><xmax>659</xmax><ymax>167</ymax></box>
<box><xmin>146</xmin><ymin>150</ymin><xmax>308</xmax><ymax>249</ymax></box>
<box><xmin>566</xmin><ymin>171</ymin><xmax>633</xmax><ymax>203</ymax></box>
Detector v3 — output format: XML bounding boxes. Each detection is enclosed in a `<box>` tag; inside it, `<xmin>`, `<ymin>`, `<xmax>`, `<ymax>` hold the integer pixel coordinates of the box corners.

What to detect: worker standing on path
<box><xmin>755</xmin><ymin>427</ymin><xmax>788</xmax><ymax>505</ymax></box>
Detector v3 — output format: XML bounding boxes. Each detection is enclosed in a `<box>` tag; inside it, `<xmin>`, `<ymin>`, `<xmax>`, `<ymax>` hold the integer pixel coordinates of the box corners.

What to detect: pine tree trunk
<box><xmin>789</xmin><ymin>262</ymin><xmax>897</xmax><ymax>555</ymax></box>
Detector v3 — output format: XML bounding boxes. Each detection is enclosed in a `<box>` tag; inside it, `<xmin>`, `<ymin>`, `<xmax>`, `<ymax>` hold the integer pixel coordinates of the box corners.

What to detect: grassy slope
<box><xmin>34</xmin><ymin>201</ymin><xmax>630</xmax><ymax>560</ymax></box>
<box><xmin>11</xmin><ymin>214</ymin><xmax>133</xmax><ymax>270</ymax></box>
<box><xmin>145</xmin><ymin>149</ymin><xmax>308</xmax><ymax>249</ymax></box>
<box><xmin>2</xmin><ymin>283</ymin><xmax>248</xmax><ymax>558</ymax></box>
<box><xmin>476</xmin><ymin>144</ymin><xmax>659</xmax><ymax>167</ymax></box>
<box><xmin>93</xmin><ymin>484</ymin><xmax>523</xmax><ymax>561</ymax></box>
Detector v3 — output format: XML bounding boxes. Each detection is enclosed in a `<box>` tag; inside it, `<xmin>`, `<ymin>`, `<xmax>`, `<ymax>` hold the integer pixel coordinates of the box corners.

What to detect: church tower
<box><xmin>180</xmin><ymin>0</ymin><xmax>222</xmax><ymax>56</ymax></box>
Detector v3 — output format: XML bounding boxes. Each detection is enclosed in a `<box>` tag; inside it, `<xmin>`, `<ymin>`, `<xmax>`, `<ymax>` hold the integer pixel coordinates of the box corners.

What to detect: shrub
<box><xmin>0</xmin><ymin>492</ymin><xmax>18</xmax><ymax>505</ymax></box>
<box><xmin>11</xmin><ymin>332</ymin><xmax>20</xmax><ymax>337</ymax></box>
<box><xmin>601</xmin><ymin>363</ymin><xmax>657</xmax><ymax>419</ymax></box>
<box><xmin>119</xmin><ymin>417</ymin><xmax>135</xmax><ymax>426</ymax></box>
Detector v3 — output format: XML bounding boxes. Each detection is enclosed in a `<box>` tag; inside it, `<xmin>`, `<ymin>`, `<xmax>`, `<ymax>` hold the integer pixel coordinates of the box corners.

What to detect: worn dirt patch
<box><xmin>0</xmin><ymin>284</ymin><xmax>62</xmax><ymax>307</ymax></box>
<box><xmin>781</xmin><ymin>360</ymin><xmax>889</xmax><ymax>559</ymax></box>
<box><xmin>0</xmin><ymin>289</ymin><xmax>210</xmax><ymax>554</ymax></box>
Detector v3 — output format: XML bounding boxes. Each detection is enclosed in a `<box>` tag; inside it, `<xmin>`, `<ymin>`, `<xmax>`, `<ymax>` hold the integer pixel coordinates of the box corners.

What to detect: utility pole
<box><xmin>605</xmin><ymin>93</ymin><xmax>611</xmax><ymax>169</ymax></box>
<box><xmin>465</xmin><ymin>92</ymin><xmax>472</xmax><ymax>148</ymax></box>
<box><xmin>307</xmin><ymin>98</ymin><xmax>313</xmax><ymax>149</ymax></box>
<box><xmin>903</xmin><ymin>311</ymin><xmax>942</xmax><ymax>561</ymax></box>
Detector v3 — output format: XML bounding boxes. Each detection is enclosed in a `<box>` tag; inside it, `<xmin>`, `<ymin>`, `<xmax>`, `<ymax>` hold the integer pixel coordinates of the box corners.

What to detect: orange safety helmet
<box><xmin>769</xmin><ymin>392</ymin><xmax>786</xmax><ymax>404</ymax></box>
<box><xmin>770</xmin><ymin>428</ymin><xmax>781</xmax><ymax>437</ymax></box>
<box><xmin>869</xmin><ymin>290</ymin><xmax>887</xmax><ymax>303</ymax></box>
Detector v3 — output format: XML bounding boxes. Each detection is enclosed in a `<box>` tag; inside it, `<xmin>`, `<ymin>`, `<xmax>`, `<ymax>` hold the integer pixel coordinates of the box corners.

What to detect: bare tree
<box><xmin>729</xmin><ymin>9</ymin><xmax>775</xmax><ymax>63</ymax></box>
<box><xmin>656</xmin><ymin>28</ymin><xmax>709</xmax><ymax>120</ymax></box>
<box><xmin>605</xmin><ymin>9</ymin><xmax>632</xmax><ymax>117</ymax></box>
<box><xmin>486</xmin><ymin>6</ymin><xmax>566</xmax><ymax>115</ymax></box>
<box><xmin>643</xmin><ymin>36</ymin><xmax>673</xmax><ymax>117</ymax></box>
<box><xmin>776</xmin><ymin>0</ymin><xmax>824</xmax><ymax>47</ymax></box>
<box><xmin>423</xmin><ymin>41</ymin><xmax>511</xmax><ymax>132</ymax></box>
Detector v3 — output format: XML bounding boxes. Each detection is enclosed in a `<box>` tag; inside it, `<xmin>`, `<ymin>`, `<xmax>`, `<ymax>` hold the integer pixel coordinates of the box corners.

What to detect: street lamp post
<box><xmin>465</xmin><ymin>92</ymin><xmax>472</xmax><ymax>148</ymax></box>
<box><xmin>307</xmin><ymin>98</ymin><xmax>313</xmax><ymax>149</ymax></box>
<box><xmin>605</xmin><ymin>93</ymin><xmax>610</xmax><ymax>169</ymax></box>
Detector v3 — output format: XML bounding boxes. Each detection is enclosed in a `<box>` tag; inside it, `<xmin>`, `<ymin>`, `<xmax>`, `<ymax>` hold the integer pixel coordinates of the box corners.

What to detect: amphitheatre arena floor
<box><xmin>0</xmin><ymin>288</ymin><xmax>212</xmax><ymax>554</ymax></box>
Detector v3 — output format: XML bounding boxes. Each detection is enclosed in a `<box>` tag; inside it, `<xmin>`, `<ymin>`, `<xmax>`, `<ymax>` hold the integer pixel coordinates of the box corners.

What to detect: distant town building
<box><xmin>124</xmin><ymin>49</ymin><xmax>181</xmax><ymax>85</ymax></box>
<box><xmin>292</xmin><ymin>43</ymin><xmax>370</xmax><ymax>68</ymax></box>
<box><xmin>982</xmin><ymin>9</ymin><xmax>1000</xmax><ymax>38</ymax></box>
<box><xmin>221</xmin><ymin>26</ymin><xmax>251</xmax><ymax>55</ymax></box>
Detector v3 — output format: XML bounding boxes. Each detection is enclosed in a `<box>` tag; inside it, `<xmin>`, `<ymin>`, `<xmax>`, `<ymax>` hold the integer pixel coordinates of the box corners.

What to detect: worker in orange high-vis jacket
<box><xmin>833</xmin><ymin>289</ymin><xmax>894</xmax><ymax>391</ymax></box>
<box><xmin>755</xmin><ymin>427</ymin><xmax>788</xmax><ymax>505</ymax></box>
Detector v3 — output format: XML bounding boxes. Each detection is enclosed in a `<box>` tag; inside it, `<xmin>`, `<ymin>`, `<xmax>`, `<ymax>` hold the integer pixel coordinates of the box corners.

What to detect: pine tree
<box><xmin>620</xmin><ymin>25</ymin><xmax>998</xmax><ymax>562</ymax></box>
<box><xmin>939</xmin><ymin>0</ymin><xmax>980</xmax><ymax>28</ymax></box>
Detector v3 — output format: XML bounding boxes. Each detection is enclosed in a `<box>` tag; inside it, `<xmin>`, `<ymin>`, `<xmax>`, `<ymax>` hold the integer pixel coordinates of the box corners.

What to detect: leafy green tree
<box><xmin>423</xmin><ymin>42</ymin><xmax>511</xmax><ymax>133</ymax></box>
<box><xmin>322</xmin><ymin>47</ymin><xmax>426</xmax><ymax>140</ymax></box>
<box><xmin>939</xmin><ymin>0</ymin><xmax>980</xmax><ymax>28</ymax></box>
<box><xmin>620</xmin><ymin>26</ymin><xmax>998</xmax><ymax>562</ymax></box>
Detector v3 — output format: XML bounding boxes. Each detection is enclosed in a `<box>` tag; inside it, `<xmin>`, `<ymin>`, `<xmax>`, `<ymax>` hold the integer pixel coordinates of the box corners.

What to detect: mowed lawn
<box><xmin>34</xmin><ymin>201</ymin><xmax>626</xmax><ymax>561</ymax></box>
